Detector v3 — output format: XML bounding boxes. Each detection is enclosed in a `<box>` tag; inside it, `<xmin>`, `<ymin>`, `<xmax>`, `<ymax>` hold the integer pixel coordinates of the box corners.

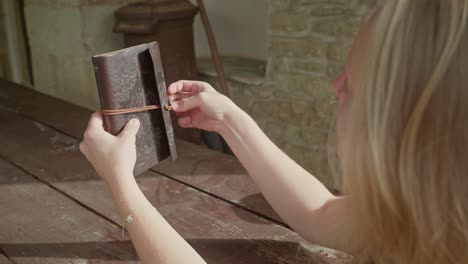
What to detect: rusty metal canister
<box><xmin>114</xmin><ymin>0</ymin><xmax>201</xmax><ymax>144</ymax></box>
<box><xmin>114</xmin><ymin>0</ymin><xmax>199</xmax><ymax>85</ymax></box>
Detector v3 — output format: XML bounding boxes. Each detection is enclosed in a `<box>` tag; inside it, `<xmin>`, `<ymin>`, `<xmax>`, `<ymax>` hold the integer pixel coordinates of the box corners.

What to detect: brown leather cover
<box><xmin>92</xmin><ymin>42</ymin><xmax>177</xmax><ymax>176</ymax></box>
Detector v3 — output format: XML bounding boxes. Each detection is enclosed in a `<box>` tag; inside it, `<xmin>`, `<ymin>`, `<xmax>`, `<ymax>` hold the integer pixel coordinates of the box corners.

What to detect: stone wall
<box><xmin>208</xmin><ymin>0</ymin><xmax>375</xmax><ymax>187</ymax></box>
<box><xmin>265</xmin><ymin>0</ymin><xmax>375</xmax><ymax>185</ymax></box>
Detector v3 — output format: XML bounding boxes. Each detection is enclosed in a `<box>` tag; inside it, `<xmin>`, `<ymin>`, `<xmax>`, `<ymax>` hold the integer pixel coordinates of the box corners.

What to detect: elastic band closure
<box><xmin>100</xmin><ymin>104</ymin><xmax>170</xmax><ymax>116</ymax></box>
<box><xmin>100</xmin><ymin>92</ymin><xmax>191</xmax><ymax>116</ymax></box>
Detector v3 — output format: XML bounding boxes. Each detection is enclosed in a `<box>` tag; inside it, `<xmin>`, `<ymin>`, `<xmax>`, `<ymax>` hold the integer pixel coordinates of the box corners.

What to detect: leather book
<box><xmin>92</xmin><ymin>42</ymin><xmax>177</xmax><ymax>176</ymax></box>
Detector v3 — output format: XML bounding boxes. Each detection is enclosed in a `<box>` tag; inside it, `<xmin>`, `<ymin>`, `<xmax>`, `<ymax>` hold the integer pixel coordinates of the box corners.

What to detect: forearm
<box><xmin>166</xmin><ymin>81</ymin><xmax>347</xmax><ymax>248</ymax></box>
<box><xmin>107</xmin><ymin>175</ymin><xmax>206</xmax><ymax>264</ymax></box>
<box><xmin>219</xmin><ymin>105</ymin><xmax>336</xmax><ymax>236</ymax></box>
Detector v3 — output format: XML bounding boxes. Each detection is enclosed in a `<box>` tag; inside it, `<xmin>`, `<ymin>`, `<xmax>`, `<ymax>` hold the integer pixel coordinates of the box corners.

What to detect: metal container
<box><xmin>114</xmin><ymin>0</ymin><xmax>199</xmax><ymax>85</ymax></box>
<box><xmin>114</xmin><ymin>0</ymin><xmax>201</xmax><ymax>144</ymax></box>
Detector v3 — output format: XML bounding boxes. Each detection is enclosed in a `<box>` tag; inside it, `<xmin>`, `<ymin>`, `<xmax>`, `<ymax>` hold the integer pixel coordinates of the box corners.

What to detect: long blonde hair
<box><xmin>342</xmin><ymin>1</ymin><xmax>468</xmax><ymax>263</ymax></box>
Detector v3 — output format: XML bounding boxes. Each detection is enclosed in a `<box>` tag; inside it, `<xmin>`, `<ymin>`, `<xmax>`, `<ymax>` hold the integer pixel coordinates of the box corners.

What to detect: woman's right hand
<box><xmin>167</xmin><ymin>80</ymin><xmax>238</xmax><ymax>133</ymax></box>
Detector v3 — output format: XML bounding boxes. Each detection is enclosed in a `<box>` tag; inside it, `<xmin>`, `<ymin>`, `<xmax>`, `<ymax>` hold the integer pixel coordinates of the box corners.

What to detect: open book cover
<box><xmin>92</xmin><ymin>42</ymin><xmax>177</xmax><ymax>175</ymax></box>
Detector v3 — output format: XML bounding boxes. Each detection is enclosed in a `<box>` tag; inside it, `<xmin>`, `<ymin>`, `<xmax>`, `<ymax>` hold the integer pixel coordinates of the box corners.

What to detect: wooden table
<box><xmin>0</xmin><ymin>78</ymin><xmax>350</xmax><ymax>263</ymax></box>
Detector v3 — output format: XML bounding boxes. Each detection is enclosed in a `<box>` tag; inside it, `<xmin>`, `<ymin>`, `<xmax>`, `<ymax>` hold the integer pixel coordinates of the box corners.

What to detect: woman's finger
<box><xmin>174</xmin><ymin>111</ymin><xmax>186</xmax><ymax>117</ymax></box>
<box><xmin>171</xmin><ymin>93</ymin><xmax>207</xmax><ymax>113</ymax></box>
<box><xmin>167</xmin><ymin>80</ymin><xmax>214</xmax><ymax>95</ymax></box>
<box><xmin>88</xmin><ymin>112</ymin><xmax>104</xmax><ymax>130</ymax></box>
<box><xmin>118</xmin><ymin>118</ymin><xmax>140</xmax><ymax>141</ymax></box>
<box><xmin>167</xmin><ymin>80</ymin><xmax>199</xmax><ymax>95</ymax></box>
<box><xmin>83</xmin><ymin>112</ymin><xmax>111</xmax><ymax>141</ymax></box>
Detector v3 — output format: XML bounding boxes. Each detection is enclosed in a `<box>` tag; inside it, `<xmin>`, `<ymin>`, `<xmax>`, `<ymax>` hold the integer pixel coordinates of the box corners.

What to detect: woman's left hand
<box><xmin>79</xmin><ymin>112</ymin><xmax>140</xmax><ymax>185</ymax></box>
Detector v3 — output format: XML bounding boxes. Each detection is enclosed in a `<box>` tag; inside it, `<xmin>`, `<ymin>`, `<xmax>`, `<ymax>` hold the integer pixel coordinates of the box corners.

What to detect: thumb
<box><xmin>119</xmin><ymin>118</ymin><xmax>140</xmax><ymax>141</ymax></box>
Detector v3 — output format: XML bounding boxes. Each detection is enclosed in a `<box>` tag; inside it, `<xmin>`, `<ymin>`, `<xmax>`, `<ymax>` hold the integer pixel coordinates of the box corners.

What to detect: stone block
<box><xmin>314</xmin><ymin>94</ymin><xmax>338</xmax><ymax>119</ymax></box>
<box><xmin>303</xmin><ymin>77</ymin><xmax>334</xmax><ymax>98</ymax></box>
<box><xmin>314</xmin><ymin>18</ymin><xmax>360</xmax><ymax>37</ymax></box>
<box><xmin>270</xmin><ymin>73</ymin><xmax>332</xmax><ymax>99</ymax></box>
<box><xmin>255</xmin><ymin>86</ymin><xmax>275</xmax><ymax>99</ymax></box>
<box><xmin>272</xmin><ymin>89</ymin><xmax>312</xmax><ymax>104</ymax></box>
<box><xmin>285</xmin><ymin>125</ymin><xmax>322</xmax><ymax>147</ymax></box>
<box><xmin>290</xmin><ymin>1</ymin><xmax>350</xmax><ymax>17</ymax></box>
<box><xmin>251</xmin><ymin>100</ymin><xmax>280</xmax><ymax>122</ymax></box>
<box><xmin>270</xmin><ymin>12</ymin><xmax>313</xmax><ymax>37</ymax></box>
<box><xmin>326</xmin><ymin>37</ymin><xmax>354</xmax><ymax>62</ymax></box>
<box><xmin>270</xmin><ymin>0</ymin><xmax>294</xmax><ymax>12</ymax></box>
<box><xmin>269</xmin><ymin>57</ymin><xmax>326</xmax><ymax>76</ymax></box>
<box><xmin>264</xmin><ymin>120</ymin><xmax>287</xmax><ymax>147</ymax></box>
<box><xmin>269</xmin><ymin>37</ymin><xmax>329</xmax><ymax>59</ymax></box>
<box><xmin>327</xmin><ymin>60</ymin><xmax>345</xmax><ymax>80</ymax></box>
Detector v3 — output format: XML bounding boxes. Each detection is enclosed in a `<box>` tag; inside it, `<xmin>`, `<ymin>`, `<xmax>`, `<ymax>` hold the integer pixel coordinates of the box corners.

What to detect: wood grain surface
<box><xmin>0</xmin><ymin>78</ymin><xmax>281</xmax><ymax>222</ymax></box>
<box><xmin>0</xmin><ymin>253</ymin><xmax>12</xmax><ymax>264</ymax></box>
<box><xmin>0</xmin><ymin>78</ymin><xmax>350</xmax><ymax>263</ymax></box>
<box><xmin>0</xmin><ymin>158</ymin><xmax>139</xmax><ymax>263</ymax></box>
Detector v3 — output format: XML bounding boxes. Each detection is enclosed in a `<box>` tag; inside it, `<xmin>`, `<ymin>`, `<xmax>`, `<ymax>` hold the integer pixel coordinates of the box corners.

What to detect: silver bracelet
<box><xmin>121</xmin><ymin>206</ymin><xmax>157</xmax><ymax>236</ymax></box>
<box><xmin>121</xmin><ymin>213</ymin><xmax>134</xmax><ymax>237</ymax></box>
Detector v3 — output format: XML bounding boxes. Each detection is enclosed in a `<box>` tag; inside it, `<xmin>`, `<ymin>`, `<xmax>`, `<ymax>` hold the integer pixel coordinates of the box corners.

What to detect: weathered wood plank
<box><xmin>0</xmin><ymin>78</ymin><xmax>281</xmax><ymax>222</ymax></box>
<box><xmin>0</xmin><ymin>79</ymin><xmax>91</xmax><ymax>139</ymax></box>
<box><xmin>156</xmin><ymin>140</ymin><xmax>281</xmax><ymax>221</ymax></box>
<box><xmin>0</xmin><ymin>253</ymin><xmax>12</xmax><ymax>264</ymax></box>
<box><xmin>0</xmin><ymin>106</ymin><xmax>349</xmax><ymax>263</ymax></box>
<box><xmin>0</xmin><ymin>158</ymin><xmax>138</xmax><ymax>263</ymax></box>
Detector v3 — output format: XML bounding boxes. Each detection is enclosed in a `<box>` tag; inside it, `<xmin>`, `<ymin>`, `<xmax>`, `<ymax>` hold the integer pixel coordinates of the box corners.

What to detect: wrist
<box><xmin>104</xmin><ymin>170</ymin><xmax>137</xmax><ymax>194</ymax></box>
<box><xmin>219</xmin><ymin>99</ymin><xmax>248</xmax><ymax>138</ymax></box>
<box><xmin>106</xmin><ymin>175</ymin><xmax>144</xmax><ymax>216</ymax></box>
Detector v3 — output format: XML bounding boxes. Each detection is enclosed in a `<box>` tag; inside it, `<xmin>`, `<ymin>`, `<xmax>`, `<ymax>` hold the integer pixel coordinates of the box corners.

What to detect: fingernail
<box><xmin>130</xmin><ymin>119</ymin><xmax>139</xmax><ymax>125</ymax></box>
<box><xmin>171</xmin><ymin>102</ymin><xmax>179</xmax><ymax>110</ymax></box>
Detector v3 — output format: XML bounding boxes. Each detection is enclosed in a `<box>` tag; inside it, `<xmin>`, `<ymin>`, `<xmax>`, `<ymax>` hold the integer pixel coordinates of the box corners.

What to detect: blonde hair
<box><xmin>341</xmin><ymin>1</ymin><xmax>468</xmax><ymax>263</ymax></box>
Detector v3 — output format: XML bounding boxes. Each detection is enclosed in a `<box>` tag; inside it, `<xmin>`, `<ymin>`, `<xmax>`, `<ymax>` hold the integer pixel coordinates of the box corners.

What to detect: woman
<box><xmin>79</xmin><ymin>1</ymin><xmax>468</xmax><ymax>263</ymax></box>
